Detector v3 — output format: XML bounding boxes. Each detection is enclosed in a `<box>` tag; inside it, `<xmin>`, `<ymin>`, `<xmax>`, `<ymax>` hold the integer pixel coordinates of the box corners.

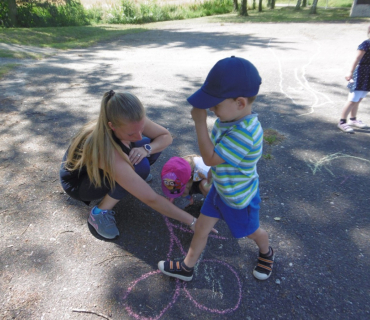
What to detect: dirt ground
<box><xmin>1</xmin><ymin>17</ymin><xmax>370</xmax><ymax>320</ymax></box>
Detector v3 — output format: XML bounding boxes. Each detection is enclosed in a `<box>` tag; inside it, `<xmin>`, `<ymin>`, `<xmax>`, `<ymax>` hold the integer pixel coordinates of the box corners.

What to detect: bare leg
<box><xmin>184</xmin><ymin>214</ymin><xmax>219</xmax><ymax>268</ymax></box>
<box><xmin>247</xmin><ymin>227</ymin><xmax>270</xmax><ymax>254</ymax></box>
<box><xmin>350</xmin><ymin>99</ymin><xmax>362</xmax><ymax>118</ymax></box>
<box><xmin>340</xmin><ymin>100</ymin><xmax>360</xmax><ymax>120</ymax></box>
<box><xmin>97</xmin><ymin>194</ymin><xmax>119</xmax><ymax>210</ymax></box>
<box><xmin>199</xmin><ymin>179</ymin><xmax>211</xmax><ymax>197</ymax></box>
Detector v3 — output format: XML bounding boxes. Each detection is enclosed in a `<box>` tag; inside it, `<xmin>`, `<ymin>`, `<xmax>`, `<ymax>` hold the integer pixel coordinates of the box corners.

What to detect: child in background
<box><xmin>161</xmin><ymin>155</ymin><xmax>211</xmax><ymax>207</ymax></box>
<box><xmin>158</xmin><ymin>56</ymin><xmax>274</xmax><ymax>281</ymax></box>
<box><xmin>338</xmin><ymin>25</ymin><xmax>370</xmax><ymax>133</ymax></box>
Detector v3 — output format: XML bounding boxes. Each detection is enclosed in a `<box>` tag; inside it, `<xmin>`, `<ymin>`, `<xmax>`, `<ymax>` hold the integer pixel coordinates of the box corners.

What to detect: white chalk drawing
<box><xmin>268</xmin><ymin>38</ymin><xmax>335</xmax><ymax>116</ymax></box>
<box><xmin>306</xmin><ymin>152</ymin><xmax>370</xmax><ymax>176</ymax></box>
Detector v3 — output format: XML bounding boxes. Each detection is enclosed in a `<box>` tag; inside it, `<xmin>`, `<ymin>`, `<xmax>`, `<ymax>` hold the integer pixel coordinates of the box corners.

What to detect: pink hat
<box><xmin>161</xmin><ymin>157</ymin><xmax>192</xmax><ymax>199</ymax></box>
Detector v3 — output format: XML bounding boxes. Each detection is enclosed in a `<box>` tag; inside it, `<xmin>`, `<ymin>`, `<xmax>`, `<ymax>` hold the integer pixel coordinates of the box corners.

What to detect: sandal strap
<box><xmin>256</xmin><ymin>249</ymin><xmax>274</xmax><ymax>271</ymax></box>
<box><xmin>169</xmin><ymin>260</ymin><xmax>182</xmax><ymax>271</ymax></box>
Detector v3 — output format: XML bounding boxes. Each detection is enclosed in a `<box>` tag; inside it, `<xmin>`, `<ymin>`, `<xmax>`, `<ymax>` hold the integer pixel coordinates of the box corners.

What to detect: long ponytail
<box><xmin>64</xmin><ymin>91</ymin><xmax>145</xmax><ymax>188</ymax></box>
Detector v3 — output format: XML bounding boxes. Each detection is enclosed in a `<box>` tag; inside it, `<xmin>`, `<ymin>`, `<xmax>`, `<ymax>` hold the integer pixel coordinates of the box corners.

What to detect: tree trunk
<box><xmin>295</xmin><ymin>0</ymin><xmax>302</xmax><ymax>10</ymax></box>
<box><xmin>253</xmin><ymin>0</ymin><xmax>256</xmax><ymax>9</ymax></box>
<box><xmin>258</xmin><ymin>0</ymin><xmax>263</xmax><ymax>11</ymax></box>
<box><xmin>233</xmin><ymin>0</ymin><xmax>239</xmax><ymax>11</ymax></box>
<box><xmin>310</xmin><ymin>0</ymin><xmax>318</xmax><ymax>13</ymax></box>
<box><xmin>267</xmin><ymin>0</ymin><xmax>271</xmax><ymax>6</ymax></box>
<box><xmin>302</xmin><ymin>0</ymin><xmax>307</xmax><ymax>7</ymax></box>
<box><xmin>6</xmin><ymin>0</ymin><xmax>17</xmax><ymax>27</ymax></box>
<box><xmin>241</xmin><ymin>0</ymin><xmax>248</xmax><ymax>16</ymax></box>
<box><xmin>270</xmin><ymin>0</ymin><xmax>275</xmax><ymax>9</ymax></box>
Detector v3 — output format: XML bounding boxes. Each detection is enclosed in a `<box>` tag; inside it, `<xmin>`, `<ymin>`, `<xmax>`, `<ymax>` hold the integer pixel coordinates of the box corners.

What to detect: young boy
<box><xmin>158</xmin><ymin>56</ymin><xmax>274</xmax><ymax>281</ymax></box>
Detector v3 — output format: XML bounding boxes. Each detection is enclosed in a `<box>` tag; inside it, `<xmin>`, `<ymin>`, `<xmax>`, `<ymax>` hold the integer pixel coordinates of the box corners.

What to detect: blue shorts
<box><xmin>201</xmin><ymin>185</ymin><xmax>260</xmax><ymax>239</ymax></box>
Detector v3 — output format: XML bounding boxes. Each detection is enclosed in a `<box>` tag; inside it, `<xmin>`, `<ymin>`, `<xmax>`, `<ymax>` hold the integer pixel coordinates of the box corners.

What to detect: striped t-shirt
<box><xmin>211</xmin><ymin>112</ymin><xmax>263</xmax><ymax>209</ymax></box>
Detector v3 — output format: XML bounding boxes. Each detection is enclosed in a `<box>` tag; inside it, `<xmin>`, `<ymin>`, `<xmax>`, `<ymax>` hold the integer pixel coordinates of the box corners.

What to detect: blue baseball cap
<box><xmin>187</xmin><ymin>56</ymin><xmax>262</xmax><ymax>109</ymax></box>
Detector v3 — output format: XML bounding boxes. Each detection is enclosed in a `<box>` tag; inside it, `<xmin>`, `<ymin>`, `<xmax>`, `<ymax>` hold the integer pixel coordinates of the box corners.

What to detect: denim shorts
<box><xmin>201</xmin><ymin>185</ymin><xmax>260</xmax><ymax>239</ymax></box>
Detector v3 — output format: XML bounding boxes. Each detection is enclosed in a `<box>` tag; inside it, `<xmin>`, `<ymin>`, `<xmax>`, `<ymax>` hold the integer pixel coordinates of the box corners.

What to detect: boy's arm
<box><xmin>191</xmin><ymin>108</ymin><xmax>224</xmax><ymax>166</ymax></box>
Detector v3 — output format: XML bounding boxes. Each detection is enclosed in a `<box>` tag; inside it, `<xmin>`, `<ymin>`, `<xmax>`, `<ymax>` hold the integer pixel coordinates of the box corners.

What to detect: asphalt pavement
<box><xmin>1</xmin><ymin>17</ymin><xmax>370</xmax><ymax>320</ymax></box>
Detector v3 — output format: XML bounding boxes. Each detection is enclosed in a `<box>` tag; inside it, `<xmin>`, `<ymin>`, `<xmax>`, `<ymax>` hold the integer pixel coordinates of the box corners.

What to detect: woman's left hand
<box><xmin>129</xmin><ymin>147</ymin><xmax>147</xmax><ymax>165</ymax></box>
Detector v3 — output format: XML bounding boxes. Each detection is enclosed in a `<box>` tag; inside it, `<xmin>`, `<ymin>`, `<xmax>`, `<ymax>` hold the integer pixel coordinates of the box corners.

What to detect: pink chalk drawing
<box><xmin>122</xmin><ymin>216</ymin><xmax>243</xmax><ymax>319</ymax></box>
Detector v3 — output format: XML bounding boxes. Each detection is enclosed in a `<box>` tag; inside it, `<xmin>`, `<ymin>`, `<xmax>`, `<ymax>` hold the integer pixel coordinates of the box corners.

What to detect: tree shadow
<box><xmin>1</xmin><ymin>24</ymin><xmax>370</xmax><ymax>319</ymax></box>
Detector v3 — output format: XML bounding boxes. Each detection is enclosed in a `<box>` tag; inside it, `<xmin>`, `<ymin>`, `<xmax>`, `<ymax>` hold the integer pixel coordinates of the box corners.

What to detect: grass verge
<box><xmin>0</xmin><ymin>6</ymin><xmax>368</xmax><ymax>51</ymax></box>
<box><xmin>0</xmin><ymin>49</ymin><xmax>43</xmax><ymax>59</ymax></box>
<box><xmin>276</xmin><ymin>0</ymin><xmax>352</xmax><ymax>7</ymax></box>
<box><xmin>211</xmin><ymin>7</ymin><xmax>362</xmax><ymax>23</ymax></box>
<box><xmin>0</xmin><ymin>25</ymin><xmax>147</xmax><ymax>49</ymax></box>
<box><xmin>0</xmin><ymin>64</ymin><xmax>20</xmax><ymax>79</ymax></box>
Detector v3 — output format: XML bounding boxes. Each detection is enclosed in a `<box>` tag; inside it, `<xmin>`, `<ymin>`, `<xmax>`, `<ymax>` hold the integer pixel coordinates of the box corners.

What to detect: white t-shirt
<box><xmin>193</xmin><ymin>157</ymin><xmax>210</xmax><ymax>181</ymax></box>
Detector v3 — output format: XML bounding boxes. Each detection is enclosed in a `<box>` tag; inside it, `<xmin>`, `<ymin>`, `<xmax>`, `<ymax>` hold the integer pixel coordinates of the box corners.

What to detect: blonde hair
<box><xmin>64</xmin><ymin>91</ymin><xmax>145</xmax><ymax>189</ymax></box>
<box><xmin>182</xmin><ymin>154</ymin><xmax>199</xmax><ymax>177</ymax></box>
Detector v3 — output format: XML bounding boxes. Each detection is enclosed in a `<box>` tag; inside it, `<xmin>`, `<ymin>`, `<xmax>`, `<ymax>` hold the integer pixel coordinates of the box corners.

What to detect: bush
<box><xmin>0</xmin><ymin>1</ymin><xmax>12</xmax><ymax>28</ymax></box>
<box><xmin>3</xmin><ymin>0</ymin><xmax>234</xmax><ymax>28</ymax></box>
<box><xmin>96</xmin><ymin>0</ymin><xmax>233</xmax><ymax>24</ymax></box>
<box><xmin>16</xmin><ymin>0</ymin><xmax>90</xmax><ymax>28</ymax></box>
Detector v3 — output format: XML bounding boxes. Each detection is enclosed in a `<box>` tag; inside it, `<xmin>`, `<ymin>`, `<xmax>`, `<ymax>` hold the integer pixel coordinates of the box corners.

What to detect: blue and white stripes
<box><xmin>211</xmin><ymin>113</ymin><xmax>262</xmax><ymax>209</ymax></box>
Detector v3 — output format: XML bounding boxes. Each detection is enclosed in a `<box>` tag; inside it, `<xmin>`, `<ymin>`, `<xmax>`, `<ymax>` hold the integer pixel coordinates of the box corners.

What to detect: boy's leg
<box><xmin>158</xmin><ymin>214</ymin><xmax>218</xmax><ymax>281</ymax></box>
<box><xmin>248</xmin><ymin>227</ymin><xmax>274</xmax><ymax>280</ymax></box>
<box><xmin>184</xmin><ymin>214</ymin><xmax>219</xmax><ymax>268</ymax></box>
<box><xmin>247</xmin><ymin>227</ymin><xmax>269</xmax><ymax>254</ymax></box>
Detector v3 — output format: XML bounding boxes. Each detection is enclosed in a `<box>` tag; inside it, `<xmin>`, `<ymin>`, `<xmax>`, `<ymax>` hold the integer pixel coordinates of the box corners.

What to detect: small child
<box><xmin>337</xmin><ymin>25</ymin><xmax>370</xmax><ymax>133</ymax></box>
<box><xmin>158</xmin><ymin>56</ymin><xmax>274</xmax><ymax>281</ymax></box>
<box><xmin>161</xmin><ymin>155</ymin><xmax>211</xmax><ymax>207</ymax></box>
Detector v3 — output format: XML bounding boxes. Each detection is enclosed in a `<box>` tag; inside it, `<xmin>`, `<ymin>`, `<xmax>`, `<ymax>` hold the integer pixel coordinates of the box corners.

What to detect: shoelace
<box><xmin>101</xmin><ymin>210</ymin><xmax>116</xmax><ymax>224</ymax></box>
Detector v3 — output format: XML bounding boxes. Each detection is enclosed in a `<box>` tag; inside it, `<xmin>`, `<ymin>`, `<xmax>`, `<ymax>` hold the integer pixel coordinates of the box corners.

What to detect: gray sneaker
<box><xmin>88</xmin><ymin>206</ymin><xmax>119</xmax><ymax>239</ymax></box>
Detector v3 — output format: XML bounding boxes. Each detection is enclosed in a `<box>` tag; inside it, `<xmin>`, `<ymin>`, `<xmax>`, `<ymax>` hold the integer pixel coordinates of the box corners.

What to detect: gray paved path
<box><xmin>1</xmin><ymin>18</ymin><xmax>370</xmax><ymax>320</ymax></box>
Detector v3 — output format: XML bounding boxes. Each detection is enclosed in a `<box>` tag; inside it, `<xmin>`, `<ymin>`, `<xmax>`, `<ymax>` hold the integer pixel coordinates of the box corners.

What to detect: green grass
<box><xmin>211</xmin><ymin>7</ymin><xmax>357</xmax><ymax>23</ymax></box>
<box><xmin>0</xmin><ymin>25</ymin><xmax>146</xmax><ymax>49</ymax></box>
<box><xmin>276</xmin><ymin>0</ymin><xmax>352</xmax><ymax>7</ymax></box>
<box><xmin>88</xmin><ymin>0</ymin><xmax>234</xmax><ymax>24</ymax></box>
<box><xmin>263</xmin><ymin>128</ymin><xmax>285</xmax><ymax>145</ymax></box>
<box><xmin>0</xmin><ymin>63</ymin><xmax>20</xmax><ymax>79</ymax></box>
<box><xmin>0</xmin><ymin>49</ymin><xmax>43</xmax><ymax>59</ymax></box>
<box><xmin>0</xmin><ymin>0</ymin><xmax>368</xmax><ymax>52</ymax></box>
<box><xmin>262</xmin><ymin>154</ymin><xmax>274</xmax><ymax>160</ymax></box>
<box><xmin>264</xmin><ymin>135</ymin><xmax>278</xmax><ymax>145</ymax></box>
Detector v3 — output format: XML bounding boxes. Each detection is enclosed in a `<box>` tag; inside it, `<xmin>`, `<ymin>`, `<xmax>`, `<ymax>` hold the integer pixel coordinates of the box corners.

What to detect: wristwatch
<box><xmin>143</xmin><ymin>144</ymin><xmax>152</xmax><ymax>157</ymax></box>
